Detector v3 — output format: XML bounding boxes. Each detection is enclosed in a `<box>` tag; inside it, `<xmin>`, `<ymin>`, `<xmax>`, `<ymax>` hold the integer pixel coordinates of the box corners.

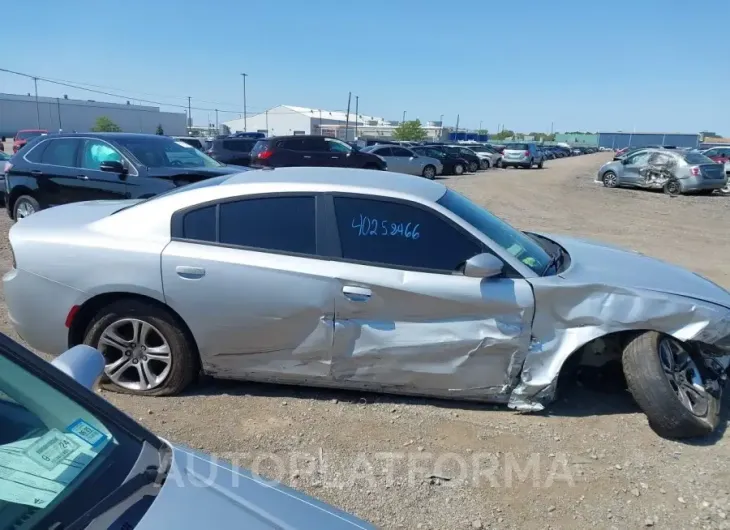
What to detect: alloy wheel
<box><xmin>658</xmin><ymin>337</ymin><xmax>710</xmax><ymax>417</ymax></box>
<box><xmin>16</xmin><ymin>202</ymin><xmax>35</xmax><ymax>219</ymax></box>
<box><xmin>98</xmin><ymin>318</ymin><xmax>172</xmax><ymax>391</ymax></box>
<box><xmin>603</xmin><ymin>172</ymin><xmax>618</xmax><ymax>188</ymax></box>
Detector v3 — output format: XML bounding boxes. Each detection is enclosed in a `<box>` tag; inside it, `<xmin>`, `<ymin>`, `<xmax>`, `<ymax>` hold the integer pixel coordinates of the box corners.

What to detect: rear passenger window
<box><xmin>183</xmin><ymin>205</ymin><xmax>216</xmax><ymax>242</ymax></box>
<box><xmin>24</xmin><ymin>140</ymin><xmax>50</xmax><ymax>162</ymax></box>
<box><xmin>219</xmin><ymin>196</ymin><xmax>316</xmax><ymax>254</ymax></box>
<box><xmin>333</xmin><ymin>196</ymin><xmax>482</xmax><ymax>271</ymax></box>
<box><xmin>40</xmin><ymin>139</ymin><xmax>79</xmax><ymax>167</ymax></box>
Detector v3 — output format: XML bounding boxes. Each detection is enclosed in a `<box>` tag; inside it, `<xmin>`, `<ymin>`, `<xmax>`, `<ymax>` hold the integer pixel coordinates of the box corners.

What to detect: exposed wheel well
<box><xmin>68</xmin><ymin>292</ymin><xmax>200</xmax><ymax>359</ymax></box>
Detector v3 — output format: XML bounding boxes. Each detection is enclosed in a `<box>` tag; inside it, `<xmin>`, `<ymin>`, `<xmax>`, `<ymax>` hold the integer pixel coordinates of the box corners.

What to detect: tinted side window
<box><xmin>183</xmin><ymin>205</ymin><xmax>216</xmax><ymax>242</ymax></box>
<box><xmin>24</xmin><ymin>139</ymin><xmax>50</xmax><ymax>163</ymax></box>
<box><xmin>222</xmin><ymin>140</ymin><xmax>255</xmax><ymax>152</ymax></box>
<box><xmin>40</xmin><ymin>139</ymin><xmax>80</xmax><ymax>167</ymax></box>
<box><xmin>391</xmin><ymin>147</ymin><xmax>413</xmax><ymax>157</ymax></box>
<box><xmin>219</xmin><ymin>196</ymin><xmax>316</xmax><ymax>254</ymax></box>
<box><xmin>373</xmin><ymin>147</ymin><xmax>393</xmax><ymax>157</ymax></box>
<box><xmin>333</xmin><ymin>197</ymin><xmax>482</xmax><ymax>271</ymax></box>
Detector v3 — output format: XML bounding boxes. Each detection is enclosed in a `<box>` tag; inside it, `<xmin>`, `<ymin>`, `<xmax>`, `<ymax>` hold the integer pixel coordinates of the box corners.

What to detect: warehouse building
<box><xmin>597</xmin><ymin>131</ymin><xmax>700</xmax><ymax>150</ymax></box>
<box><xmin>223</xmin><ymin>104</ymin><xmax>447</xmax><ymax>141</ymax></box>
<box><xmin>0</xmin><ymin>93</ymin><xmax>188</xmax><ymax>137</ymax></box>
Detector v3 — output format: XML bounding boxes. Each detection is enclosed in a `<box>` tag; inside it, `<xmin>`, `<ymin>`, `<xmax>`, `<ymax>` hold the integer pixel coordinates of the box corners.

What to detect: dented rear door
<box><xmin>327</xmin><ymin>195</ymin><xmax>535</xmax><ymax>398</ymax></box>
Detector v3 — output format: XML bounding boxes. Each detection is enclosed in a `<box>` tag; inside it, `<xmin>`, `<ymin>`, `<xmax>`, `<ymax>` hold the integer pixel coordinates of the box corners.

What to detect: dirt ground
<box><xmin>1</xmin><ymin>152</ymin><xmax>730</xmax><ymax>529</ymax></box>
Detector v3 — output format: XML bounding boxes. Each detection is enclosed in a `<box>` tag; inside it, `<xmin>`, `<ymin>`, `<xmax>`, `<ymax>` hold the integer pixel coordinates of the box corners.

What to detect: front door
<box><xmin>326</xmin><ymin>195</ymin><xmax>535</xmax><ymax>398</ymax></box>
<box><xmin>371</xmin><ymin>147</ymin><xmax>398</xmax><ymax>172</ymax></box>
<box><xmin>621</xmin><ymin>150</ymin><xmax>652</xmax><ymax>185</ymax></box>
<box><xmin>390</xmin><ymin>146</ymin><xmax>418</xmax><ymax>175</ymax></box>
<box><xmin>323</xmin><ymin>137</ymin><xmax>353</xmax><ymax>167</ymax></box>
<box><xmin>76</xmin><ymin>139</ymin><xmax>129</xmax><ymax>201</ymax></box>
<box><xmin>161</xmin><ymin>194</ymin><xmax>338</xmax><ymax>381</ymax></box>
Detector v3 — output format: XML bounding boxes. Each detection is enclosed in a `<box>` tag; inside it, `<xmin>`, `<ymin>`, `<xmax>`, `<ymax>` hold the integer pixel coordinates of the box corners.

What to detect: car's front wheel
<box><xmin>602</xmin><ymin>171</ymin><xmax>618</xmax><ymax>188</ymax></box>
<box><xmin>83</xmin><ymin>299</ymin><xmax>199</xmax><ymax>396</ymax></box>
<box><xmin>467</xmin><ymin>161</ymin><xmax>478</xmax><ymax>173</ymax></box>
<box><xmin>623</xmin><ymin>332</ymin><xmax>721</xmax><ymax>438</ymax></box>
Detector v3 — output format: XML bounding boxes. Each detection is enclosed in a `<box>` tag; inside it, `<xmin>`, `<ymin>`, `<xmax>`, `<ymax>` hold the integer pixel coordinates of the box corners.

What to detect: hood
<box><xmin>146</xmin><ymin>165</ymin><xmax>249</xmax><ymax>179</ymax></box>
<box><xmin>135</xmin><ymin>444</ymin><xmax>374</xmax><ymax>529</ymax></box>
<box><xmin>541</xmin><ymin>233</ymin><xmax>730</xmax><ymax>309</ymax></box>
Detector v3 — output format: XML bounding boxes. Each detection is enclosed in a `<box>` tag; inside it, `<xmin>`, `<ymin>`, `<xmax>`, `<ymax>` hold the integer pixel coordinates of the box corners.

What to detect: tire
<box><xmin>468</xmin><ymin>161</ymin><xmax>478</xmax><ymax>173</ymax></box>
<box><xmin>13</xmin><ymin>195</ymin><xmax>40</xmax><ymax>220</ymax></box>
<box><xmin>422</xmin><ymin>164</ymin><xmax>436</xmax><ymax>179</ymax></box>
<box><xmin>537</xmin><ymin>159</ymin><xmax>544</xmax><ymax>169</ymax></box>
<box><xmin>453</xmin><ymin>163</ymin><xmax>465</xmax><ymax>175</ymax></box>
<box><xmin>479</xmin><ymin>159</ymin><xmax>490</xmax><ymax>170</ymax></box>
<box><xmin>496</xmin><ymin>158</ymin><xmax>502</xmax><ymax>168</ymax></box>
<box><xmin>622</xmin><ymin>332</ymin><xmax>720</xmax><ymax>438</ymax></box>
<box><xmin>83</xmin><ymin>299</ymin><xmax>199</xmax><ymax>396</ymax></box>
<box><xmin>602</xmin><ymin>170</ymin><xmax>618</xmax><ymax>188</ymax></box>
<box><xmin>718</xmin><ymin>178</ymin><xmax>730</xmax><ymax>196</ymax></box>
<box><xmin>663</xmin><ymin>179</ymin><xmax>682</xmax><ymax>196</ymax></box>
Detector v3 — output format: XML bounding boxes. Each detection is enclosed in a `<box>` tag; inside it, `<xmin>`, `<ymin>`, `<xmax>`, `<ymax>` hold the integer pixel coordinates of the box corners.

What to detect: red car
<box><xmin>13</xmin><ymin>129</ymin><xmax>48</xmax><ymax>153</ymax></box>
<box><xmin>701</xmin><ymin>146</ymin><xmax>730</xmax><ymax>164</ymax></box>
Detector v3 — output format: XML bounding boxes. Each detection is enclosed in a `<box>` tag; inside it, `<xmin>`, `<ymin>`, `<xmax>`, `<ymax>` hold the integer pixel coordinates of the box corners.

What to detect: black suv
<box><xmin>250</xmin><ymin>135</ymin><xmax>386</xmax><ymax>170</ymax></box>
<box><xmin>207</xmin><ymin>137</ymin><xmax>258</xmax><ymax>166</ymax></box>
<box><xmin>5</xmin><ymin>132</ymin><xmax>246</xmax><ymax>219</ymax></box>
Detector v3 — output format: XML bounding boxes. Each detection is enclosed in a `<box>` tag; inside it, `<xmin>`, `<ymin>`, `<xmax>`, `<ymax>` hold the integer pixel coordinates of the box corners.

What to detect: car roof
<box><xmin>223</xmin><ymin>167</ymin><xmax>446</xmax><ymax>201</ymax></box>
<box><xmin>40</xmin><ymin>132</ymin><xmax>170</xmax><ymax>141</ymax></box>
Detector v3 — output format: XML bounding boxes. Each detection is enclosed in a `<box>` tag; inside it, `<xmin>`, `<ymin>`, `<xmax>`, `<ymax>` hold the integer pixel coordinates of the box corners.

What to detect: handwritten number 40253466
<box><xmin>351</xmin><ymin>215</ymin><xmax>420</xmax><ymax>240</ymax></box>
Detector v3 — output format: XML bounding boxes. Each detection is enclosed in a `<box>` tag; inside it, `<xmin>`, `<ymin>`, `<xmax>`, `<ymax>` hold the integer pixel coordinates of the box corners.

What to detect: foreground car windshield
<box><xmin>437</xmin><ymin>190</ymin><xmax>551</xmax><ymax>273</ymax></box>
<box><xmin>0</xmin><ymin>351</ymin><xmax>131</xmax><ymax>528</ymax></box>
<box><xmin>115</xmin><ymin>138</ymin><xmax>224</xmax><ymax>168</ymax></box>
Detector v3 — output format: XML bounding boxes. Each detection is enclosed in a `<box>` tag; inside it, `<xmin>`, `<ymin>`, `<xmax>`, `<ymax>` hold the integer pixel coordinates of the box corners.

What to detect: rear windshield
<box><xmin>684</xmin><ymin>152</ymin><xmax>715</xmax><ymax>165</ymax></box>
<box><xmin>506</xmin><ymin>143</ymin><xmax>528</xmax><ymax>150</ymax></box>
<box><xmin>251</xmin><ymin>140</ymin><xmax>269</xmax><ymax>156</ymax></box>
<box><xmin>222</xmin><ymin>139</ymin><xmax>256</xmax><ymax>152</ymax></box>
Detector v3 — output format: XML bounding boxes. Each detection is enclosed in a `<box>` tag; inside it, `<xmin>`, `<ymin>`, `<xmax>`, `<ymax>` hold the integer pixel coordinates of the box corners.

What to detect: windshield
<box><xmin>684</xmin><ymin>152</ymin><xmax>715</xmax><ymax>165</ymax></box>
<box><xmin>115</xmin><ymin>137</ymin><xmax>223</xmax><ymax>168</ymax></box>
<box><xmin>437</xmin><ymin>190</ymin><xmax>551</xmax><ymax>274</ymax></box>
<box><xmin>16</xmin><ymin>131</ymin><xmax>45</xmax><ymax>141</ymax></box>
<box><xmin>0</xmin><ymin>353</ymin><xmax>118</xmax><ymax>527</ymax></box>
<box><xmin>506</xmin><ymin>143</ymin><xmax>528</xmax><ymax>150</ymax></box>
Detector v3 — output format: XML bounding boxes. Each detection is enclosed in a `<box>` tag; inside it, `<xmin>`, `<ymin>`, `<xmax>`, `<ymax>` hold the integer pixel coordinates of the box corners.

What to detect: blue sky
<box><xmin>4</xmin><ymin>0</ymin><xmax>728</xmax><ymax>134</ymax></box>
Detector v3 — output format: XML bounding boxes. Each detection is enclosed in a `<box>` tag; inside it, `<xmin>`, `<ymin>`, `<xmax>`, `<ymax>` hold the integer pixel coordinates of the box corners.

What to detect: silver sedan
<box><xmin>5</xmin><ymin>168</ymin><xmax>730</xmax><ymax>438</ymax></box>
<box><xmin>361</xmin><ymin>145</ymin><xmax>443</xmax><ymax>178</ymax></box>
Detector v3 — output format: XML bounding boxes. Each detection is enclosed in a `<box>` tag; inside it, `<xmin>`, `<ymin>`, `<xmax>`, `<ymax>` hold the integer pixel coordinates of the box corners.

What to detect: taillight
<box><xmin>524</xmin><ymin>151</ymin><xmax>530</xmax><ymax>157</ymax></box>
<box><xmin>257</xmin><ymin>149</ymin><xmax>273</xmax><ymax>160</ymax></box>
<box><xmin>690</xmin><ymin>166</ymin><xmax>701</xmax><ymax>176</ymax></box>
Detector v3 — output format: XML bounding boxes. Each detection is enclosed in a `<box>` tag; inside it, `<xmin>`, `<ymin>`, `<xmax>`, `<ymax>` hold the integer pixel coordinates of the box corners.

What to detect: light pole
<box><xmin>240</xmin><ymin>73</ymin><xmax>248</xmax><ymax>132</ymax></box>
<box><xmin>33</xmin><ymin>77</ymin><xmax>40</xmax><ymax>128</ymax></box>
<box><xmin>402</xmin><ymin>110</ymin><xmax>406</xmax><ymax>124</ymax></box>
<box><xmin>439</xmin><ymin>114</ymin><xmax>444</xmax><ymax>140</ymax></box>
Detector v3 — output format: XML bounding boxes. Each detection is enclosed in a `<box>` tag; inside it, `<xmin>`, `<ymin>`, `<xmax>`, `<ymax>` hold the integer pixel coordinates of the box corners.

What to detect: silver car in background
<box><xmin>501</xmin><ymin>142</ymin><xmax>544</xmax><ymax>169</ymax></box>
<box><xmin>361</xmin><ymin>145</ymin><xmax>443</xmax><ymax>179</ymax></box>
<box><xmin>5</xmin><ymin>167</ymin><xmax>730</xmax><ymax>439</ymax></box>
<box><xmin>596</xmin><ymin>148</ymin><xmax>728</xmax><ymax>195</ymax></box>
<box><xmin>459</xmin><ymin>144</ymin><xmax>502</xmax><ymax>169</ymax></box>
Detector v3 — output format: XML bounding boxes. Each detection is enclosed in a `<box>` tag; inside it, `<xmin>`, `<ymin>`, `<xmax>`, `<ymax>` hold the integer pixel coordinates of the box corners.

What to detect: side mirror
<box><xmin>51</xmin><ymin>345</ymin><xmax>105</xmax><ymax>390</ymax></box>
<box><xmin>99</xmin><ymin>160</ymin><xmax>126</xmax><ymax>174</ymax></box>
<box><xmin>463</xmin><ymin>253</ymin><xmax>504</xmax><ymax>279</ymax></box>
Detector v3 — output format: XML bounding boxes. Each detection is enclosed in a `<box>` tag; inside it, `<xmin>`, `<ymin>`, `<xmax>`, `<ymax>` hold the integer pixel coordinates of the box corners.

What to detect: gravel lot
<box><xmin>2</xmin><ymin>152</ymin><xmax>730</xmax><ymax>529</ymax></box>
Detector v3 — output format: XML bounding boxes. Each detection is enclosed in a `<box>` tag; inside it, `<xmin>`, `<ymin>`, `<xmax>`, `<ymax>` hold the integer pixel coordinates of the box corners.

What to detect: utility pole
<box><xmin>56</xmin><ymin>97</ymin><xmax>62</xmax><ymax>131</ymax></box>
<box><xmin>215</xmin><ymin>109</ymin><xmax>219</xmax><ymax>130</ymax></box>
<box><xmin>265</xmin><ymin>110</ymin><xmax>269</xmax><ymax>134</ymax></box>
<box><xmin>240</xmin><ymin>73</ymin><xmax>248</xmax><ymax>132</ymax></box>
<box><xmin>439</xmin><ymin>114</ymin><xmax>444</xmax><ymax>140</ymax></box>
<box><xmin>344</xmin><ymin>92</ymin><xmax>352</xmax><ymax>141</ymax></box>
<box><xmin>402</xmin><ymin>110</ymin><xmax>406</xmax><ymax>124</ymax></box>
<box><xmin>455</xmin><ymin>114</ymin><xmax>460</xmax><ymax>135</ymax></box>
<box><xmin>33</xmin><ymin>77</ymin><xmax>40</xmax><ymax>128</ymax></box>
<box><xmin>354</xmin><ymin>96</ymin><xmax>359</xmax><ymax>138</ymax></box>
<box><xmin>479</xmin><ymin>120</ymin><xmax>482</xmax><ymax>131</ymax></box>
<box><xmin>187</xmin><ymin>96</ymin><xmax>192</xmax><ymax>130</ymax></box>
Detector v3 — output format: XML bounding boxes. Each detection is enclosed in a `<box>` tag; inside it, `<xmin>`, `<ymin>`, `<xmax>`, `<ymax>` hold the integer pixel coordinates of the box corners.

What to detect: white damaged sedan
<box><xmin>4</xmin><ymin>167</ymin><xmax>730</xmax><ymax>439</ymax></box>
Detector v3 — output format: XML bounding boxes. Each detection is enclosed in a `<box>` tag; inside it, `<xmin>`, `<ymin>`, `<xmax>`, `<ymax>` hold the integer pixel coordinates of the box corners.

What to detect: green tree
<box><xmin>392</xmin><ymin>119</ymin><xmax>427</xmax><ymax>141</ymax></box>
<box><xmin>477</xmin><ymin>129</ymin><xmax>489</xmax><ymax>136</ymax></box>
<box><xmin>155</xmin><ymin>124</ymin><xmax>164</xmax><ymax>135</ymax></box>
<box><xmin>493</xmin><ymin>129</ymin><xmax>515</xmax><ymax>140</ymax></box>
<box><xmin>91</xmin><ymin>116</ymin><xmax>122</xmax><ymax>132</ymax></box>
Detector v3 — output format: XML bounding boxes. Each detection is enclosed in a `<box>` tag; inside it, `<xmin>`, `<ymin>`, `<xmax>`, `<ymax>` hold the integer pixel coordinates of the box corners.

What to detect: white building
<box><xmin>223</xmin><ymin>105</ymin><xmax>447</xmax><ymax>142</ymax></box>
<box><xmin>0</xmin><ymin>93</ymin><xmax>188</xmax><ymax>137</ymax></box>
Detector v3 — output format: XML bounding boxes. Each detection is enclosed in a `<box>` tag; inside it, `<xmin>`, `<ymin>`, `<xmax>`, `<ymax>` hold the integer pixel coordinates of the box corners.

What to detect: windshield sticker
<box><xmin>0</xmin><ymin>428</ymin><xmax>107</xmax><ymax>508</ymax></box>
<box><xmin>175</xmin><ymin>141</ymin><xmax>195</xmax><ymax>149</ymax></box>
<box><xmin>68</xmin><ymin>419</ymin><xmax>107</xmax><ymax>447</ymax></box>
<box><xmin>352</xmin><ymin>215</ymin><xmax>421</xmax><ymax>240</ymax></box>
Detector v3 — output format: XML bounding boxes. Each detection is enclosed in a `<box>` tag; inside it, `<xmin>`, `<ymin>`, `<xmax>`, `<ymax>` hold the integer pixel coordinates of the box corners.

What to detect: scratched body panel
<box><xmin>161</xmin><ymin>242</ymin><xmax>336</xmax><ymax>380</ymax></box>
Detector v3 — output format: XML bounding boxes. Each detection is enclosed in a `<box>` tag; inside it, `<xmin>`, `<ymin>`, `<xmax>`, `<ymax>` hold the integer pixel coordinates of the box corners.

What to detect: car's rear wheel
<box><xmin>623</xmin><ymin>332</ymin><xmax>720</xmax><ymax>438</ymax></box>
<box><xmin>468</xmin><ymin>161</ymin><xmax>478</xmax><ymax>173</ymax></box>
<box><xmin>479</xmin><ymin>159</ymin><xmax>490</xmax><ymax>170</ymax></box>
<box><xmin>602</xmin><ymin>171</ymin><xmax>618</xmax><ymax>188</ymax></box>
<box><xmin>453</xmin><ymin>163</ymin><xmax>465</xmax><ymax>175</ymax></box>
<box><xmin>663</xmin><ymin>179</ymin><xmax>682</xmax><ymax>196</ymax></box>
<box><xmin>422</xmin><ymin>164</ymin><xmax>436</xmax><ymax>179</ymax></box>
<box><xmin>83</xmin><ymin>299</ymin><xmax>199</xmax><ymax>396</ymax></box>
<box><xmin>13</xmin><ymin>195</ymin><xmax>40</xmax><ymax>220</ymax></box>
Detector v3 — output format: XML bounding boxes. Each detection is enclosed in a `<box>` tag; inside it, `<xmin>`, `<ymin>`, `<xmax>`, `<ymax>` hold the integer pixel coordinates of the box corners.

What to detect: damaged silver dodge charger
<box><xmin>4</xmin><ymin>167</ymin><xmax>730</xmax><ymax>439</ymax></box>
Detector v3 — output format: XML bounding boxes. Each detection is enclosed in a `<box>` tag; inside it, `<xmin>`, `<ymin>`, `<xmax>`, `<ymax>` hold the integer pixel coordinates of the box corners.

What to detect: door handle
<box><xmin>175</xmin><ymin>266</ymin><xmax>206</xmax><ymax>279</ymax></box>
<box><xmin>30</xmin><ymin>170</ymin><xmax>43</xmax><ymax>176</ymax></box>
<box><xmin>331</xmin><ymin>156</ymin><xmax>339</xmax><ymax>159</ymax></box>
<box><xmin>342</xmin><ymin>285</ymin><xmax>372</xmax><ymax>302</ymax></box>
<box><xmin>303</xmin><ymin>155</ymin><xmax>312</xmax><ymax>159</ymax></box>
<box><xmin>76</xmin><ymin>175</ymin><xmax>89</xmax><ymax>180</ymax></box>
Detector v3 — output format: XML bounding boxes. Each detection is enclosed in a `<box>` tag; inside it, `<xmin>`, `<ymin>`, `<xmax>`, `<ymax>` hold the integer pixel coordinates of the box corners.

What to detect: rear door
<box><xmin>76</xmin><ymin>138</ymin><xmax>130</xmax><ymax>202</ymax></box>
<box><xmin>161</xmin><ymin>194</ymin><xmax>338</xmax><ymax>381</ymax></box>
<box><xmin>279</xmin><ymin>137</ymin><xmax>326</xmax><ymax>167</ymax></box>
<box><xmin>221</xmin><ymin>139</ymin><xmax>256</xmax><ymax>166</ymax></box>
<box><xmin>32</xmin><ymin>138</ymin><xmax>84</xmax><ymax>207</ymax></box>
<box><xmin>326</xmin><ymin>194</ymin><xmax>534</xmax><ymax>397</ymax></box>
<box><xmin>323</xmin><ymin>137</ymin><xmax>354</xmax><ymax>167</ymax></box>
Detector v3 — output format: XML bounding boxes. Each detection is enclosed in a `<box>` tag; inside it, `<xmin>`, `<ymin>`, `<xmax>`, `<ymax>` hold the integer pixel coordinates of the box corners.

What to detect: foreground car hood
<box><xmin>543</xmin><ymin>233</ymin><xmax>730</xmax><ymax>309</ymax></box>
<box><xmin>136</xmin><ymin>444</ymin><xmax>374</xmax><ymax>529</ymax></box>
